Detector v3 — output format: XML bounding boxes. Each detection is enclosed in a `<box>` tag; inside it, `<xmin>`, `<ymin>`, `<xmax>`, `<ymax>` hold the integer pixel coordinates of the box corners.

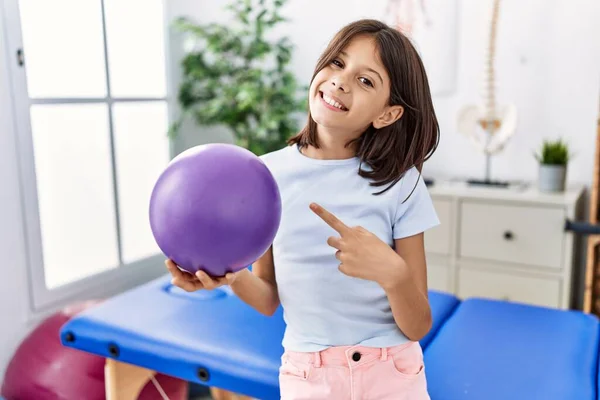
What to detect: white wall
<box><xmin>0</xmin><ymin>4</ymin><xmax>33</xmax><ymax>378</ymax></box>
<box><xmin>168</xmin><ymin>0</ymin><xmax>600</xmax><ymax>187</ymax></box>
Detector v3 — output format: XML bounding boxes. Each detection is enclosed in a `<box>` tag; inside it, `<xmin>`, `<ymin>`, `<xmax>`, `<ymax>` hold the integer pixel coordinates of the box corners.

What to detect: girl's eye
<box><xmin>331</xmin><ymin>59</ymin><xmax>343</xmax><ymax>68</ymax></box>
<box><xmin>359</xmin><ymin>77</ymin><xmax>373</xmax><ymax>87</ymax></box>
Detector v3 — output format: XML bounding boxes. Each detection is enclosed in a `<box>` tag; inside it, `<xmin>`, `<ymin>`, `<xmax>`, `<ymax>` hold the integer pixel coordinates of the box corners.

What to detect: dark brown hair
<box><xmin>288</xmin><ymin>19</ymin><xmax>439</xmax><ymax>196</ymax></box>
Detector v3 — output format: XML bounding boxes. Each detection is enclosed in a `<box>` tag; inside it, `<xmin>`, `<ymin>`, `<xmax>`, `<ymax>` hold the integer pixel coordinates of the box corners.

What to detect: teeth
<box><xmin>322</xmin><ymin>93</ymin><xmax>345</xmax><ymax>110</ymax></box>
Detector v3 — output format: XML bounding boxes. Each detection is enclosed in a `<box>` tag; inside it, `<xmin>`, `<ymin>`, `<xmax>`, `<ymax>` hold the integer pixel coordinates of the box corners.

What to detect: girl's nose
<box><xmin>331</xmin><ymin>75</ymin><xmax>348</xmax><ymax>92</ymax></box>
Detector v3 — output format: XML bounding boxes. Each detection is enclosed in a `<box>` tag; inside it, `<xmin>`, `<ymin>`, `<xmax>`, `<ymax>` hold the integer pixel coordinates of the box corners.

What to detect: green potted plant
<box><xmin>169</xmin><ymin>0</ymin><xmax>308</xmax><ymax>156</ymax></box>
<box><xmin>533</xmin><ymin>138</ymin><xmax>570</xmax><ymax>192</ymax></box>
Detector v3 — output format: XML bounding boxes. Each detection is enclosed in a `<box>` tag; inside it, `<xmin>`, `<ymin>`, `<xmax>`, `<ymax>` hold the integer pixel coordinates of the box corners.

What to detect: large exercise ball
<box><xmin>1</xmin><ymin>301</ymin><xmax>188</xmax><ymax>400</ymax></box>
<box><xmin>149</xmin><ymin>143</ymin><xmax>281</xmax><ymax>276</ymax></box>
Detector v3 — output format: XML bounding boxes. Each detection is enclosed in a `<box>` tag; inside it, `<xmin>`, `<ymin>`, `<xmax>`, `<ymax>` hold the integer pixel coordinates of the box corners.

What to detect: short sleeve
<box><xmin>392</xmin><ymin>167</ymin><xmax>440</xmax><ymax>239</ymax></box>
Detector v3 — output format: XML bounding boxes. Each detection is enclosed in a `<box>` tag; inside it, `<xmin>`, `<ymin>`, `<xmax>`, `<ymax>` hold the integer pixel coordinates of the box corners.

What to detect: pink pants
<box><xmin>278</xmin><ymin>341</ymin><xmax>430</xmax><ymax>400</ymax></box>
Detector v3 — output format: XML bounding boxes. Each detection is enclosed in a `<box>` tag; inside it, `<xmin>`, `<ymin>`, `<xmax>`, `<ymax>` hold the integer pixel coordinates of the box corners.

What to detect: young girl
<box><xmin>166</xmin><ymin>18</ymin><xmax>440</xmax><ymax>400</ymax></box>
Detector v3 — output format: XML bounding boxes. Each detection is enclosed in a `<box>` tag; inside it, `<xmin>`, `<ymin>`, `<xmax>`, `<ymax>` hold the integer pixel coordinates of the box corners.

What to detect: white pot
<box><xmin>538</xmin><ymin>164</ymin><xmax>566</xmax><ymax>192</ymax></box>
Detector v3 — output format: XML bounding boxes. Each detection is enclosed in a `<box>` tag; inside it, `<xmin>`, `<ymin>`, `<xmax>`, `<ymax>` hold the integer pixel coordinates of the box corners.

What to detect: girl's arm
<box><xmin>229</xmin><ymin>246</ymin><xmax>280</xmax><ymax>316</ymax></box>
<box><xmin>308</xmin><ymin>202</ymin><xmax>432</xmax><ymax>340</ymax></box>
<box><xmin>382</xmin><ymin>233</ymin><xmax>432</xmax><ymax>341</ymax></box>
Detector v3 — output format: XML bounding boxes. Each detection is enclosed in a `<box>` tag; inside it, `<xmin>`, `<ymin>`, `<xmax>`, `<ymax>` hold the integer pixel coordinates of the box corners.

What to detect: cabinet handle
<box><xmin>16</xmin><ymin>48</ymin><xmax>24</xmax><ymax>66</ymax></box>
<box><xmin>503</xmin><ymin>231</ymin><xmax>514</xmax><ymax>240</ymax></box>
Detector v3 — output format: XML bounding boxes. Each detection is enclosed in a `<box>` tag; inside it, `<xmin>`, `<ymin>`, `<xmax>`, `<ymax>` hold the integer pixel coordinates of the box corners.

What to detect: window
<box><xmin>3</xmin><ymin>0</ymin><xmax>172</xmax><ymax>310</ymax></box>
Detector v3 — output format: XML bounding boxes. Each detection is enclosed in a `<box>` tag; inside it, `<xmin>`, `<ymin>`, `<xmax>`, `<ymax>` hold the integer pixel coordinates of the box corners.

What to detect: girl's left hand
<box><xmin>310</xmin><ymin>203</ymin><xmax>407</xmax><ymax>288</ymax></box>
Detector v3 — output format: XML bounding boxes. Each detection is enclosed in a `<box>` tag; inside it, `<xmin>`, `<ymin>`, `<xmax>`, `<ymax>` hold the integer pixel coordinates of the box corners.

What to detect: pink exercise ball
<box><xmin>1</xmin><ymin>301</ymin><xmax>188</xmax><ymax>400</ymax></box>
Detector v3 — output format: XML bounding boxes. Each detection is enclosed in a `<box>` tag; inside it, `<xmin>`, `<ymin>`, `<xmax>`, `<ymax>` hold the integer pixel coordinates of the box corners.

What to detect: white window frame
<box><xmin>1</xmin><ymin>0</ymin><xmax>176</xmax><ymax>313</ymax></box>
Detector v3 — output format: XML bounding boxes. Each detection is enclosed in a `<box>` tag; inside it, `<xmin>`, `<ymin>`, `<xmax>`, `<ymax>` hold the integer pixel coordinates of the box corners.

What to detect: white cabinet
<box><xmin>424</xmin><ymin>181</ymin><xmax>585</xmax><ymax>309</ymax></box>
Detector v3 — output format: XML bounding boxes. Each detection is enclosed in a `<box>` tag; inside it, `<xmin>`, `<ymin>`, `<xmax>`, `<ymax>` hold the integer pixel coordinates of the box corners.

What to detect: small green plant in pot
<box><xmin>169</xmin><ymin>0</ymin><xmax>308</xmax><ymax>156</ymax></box>
<box><xmin>533</xmin><ymin>138</ymin><xmax>570</xmax><ymax>192</ymax></box>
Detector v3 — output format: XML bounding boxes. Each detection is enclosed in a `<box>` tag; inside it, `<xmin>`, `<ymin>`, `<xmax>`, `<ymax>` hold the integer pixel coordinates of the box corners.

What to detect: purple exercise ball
<box><xmin>149</xmin><ymin>143</ymin><xmax>281</xmax><ymax>276</ymax></box>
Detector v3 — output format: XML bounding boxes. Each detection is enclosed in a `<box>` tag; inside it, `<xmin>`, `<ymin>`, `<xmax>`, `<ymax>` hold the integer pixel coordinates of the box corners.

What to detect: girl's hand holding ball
<box><xmin>165</xmin><ymin>259</ymin><xmax>241</xmax><ymax>292</ymax></box>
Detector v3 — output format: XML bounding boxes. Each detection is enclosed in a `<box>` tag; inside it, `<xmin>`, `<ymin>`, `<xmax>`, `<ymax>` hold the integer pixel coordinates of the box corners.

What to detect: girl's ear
<box><xmin>373</xmin><ymin>105</ymin><xmax>404</xmax><ymax>129</ymax></box>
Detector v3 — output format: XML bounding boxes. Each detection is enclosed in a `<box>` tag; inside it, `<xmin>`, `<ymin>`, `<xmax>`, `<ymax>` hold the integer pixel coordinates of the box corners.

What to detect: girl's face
<box><xmin>308</xmin><ymin>35</ymin><xmax>403</xmax><ymax>140</ymax></box>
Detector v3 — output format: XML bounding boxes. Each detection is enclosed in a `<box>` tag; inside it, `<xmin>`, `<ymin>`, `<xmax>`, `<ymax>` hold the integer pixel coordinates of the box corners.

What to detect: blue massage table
<box><xmin>424</xmin><ymin>297</ymin><xmax>600</xmax><ymax>400</ymax></box>
<box><xmin>60</xmin><ymin>274</ymin><xmax>600</xmax><ymax>399</ymax></box>
<box><xmin>59</xmin><ymin>275</ymin><xmax>459</xmax><ymax>399</ymax></box>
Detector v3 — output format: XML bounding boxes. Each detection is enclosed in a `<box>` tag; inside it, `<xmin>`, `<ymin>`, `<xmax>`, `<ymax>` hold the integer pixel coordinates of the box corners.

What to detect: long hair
<box><xmin>287</xmin><ymin>19</ymin><xmax>440</xmax><ymax>196</ymax></box>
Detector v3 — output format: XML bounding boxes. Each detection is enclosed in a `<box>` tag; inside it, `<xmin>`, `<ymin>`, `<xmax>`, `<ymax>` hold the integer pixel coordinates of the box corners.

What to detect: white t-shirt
<box><xmin>259</xmin><ymin>144</ymin><xmax>440</xmax><ymax>352</ymax></box>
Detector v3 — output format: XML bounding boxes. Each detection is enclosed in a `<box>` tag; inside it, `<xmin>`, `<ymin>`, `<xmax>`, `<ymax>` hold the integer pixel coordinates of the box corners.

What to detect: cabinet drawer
<box><xmin>457</xmin><ymin>267</ymin><xmax>561</xmax><ymax>308</ymax></box>
<box><xmin>425</xmin><ymin>198</ymin><xmax>452</xmax><ymax>255</ymax></box>
<box><xmin>459</xmin><ymin>201</ymin><xmax>564</xmax><ymax>269</ymax></box>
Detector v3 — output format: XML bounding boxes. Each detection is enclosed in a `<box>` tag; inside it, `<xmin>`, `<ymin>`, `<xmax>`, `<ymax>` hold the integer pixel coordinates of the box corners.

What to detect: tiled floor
<box><xmin>191</xmin><ymin>396</ymin><xmax>255</xmax><ymax>400</ymax></box>
<box><xmin>190</xmin><ymin>395</ymin><xmax>257</xmax><ymax>400</ymax></box>
<box><xmin>188</xmin><ymin>385</ymin><xmax>258</xmax><ymax>399</ymax></box>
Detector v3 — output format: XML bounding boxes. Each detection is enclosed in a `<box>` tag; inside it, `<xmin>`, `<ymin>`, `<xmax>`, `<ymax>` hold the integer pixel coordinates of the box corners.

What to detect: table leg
<box><xmin>210</xmin><ymin>387</ymin><xmax>253</xmax><ymax>400</ymax></box>
<box><xmin>104</xmin><ymin>358</ymin><xmax>252</xmax><ymax>400</ymax></box>
<box><xmin>105</xmin><ymin>358</ymin><xmax>155</xmax><ymax>400</ymax></box>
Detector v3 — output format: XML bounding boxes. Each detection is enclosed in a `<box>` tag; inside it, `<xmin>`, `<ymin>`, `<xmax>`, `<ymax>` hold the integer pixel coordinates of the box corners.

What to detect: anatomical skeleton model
<box><xmin>456</xmin><ymin>0</ymin><xmax>518</xmax><ymax>185</ymax></box>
